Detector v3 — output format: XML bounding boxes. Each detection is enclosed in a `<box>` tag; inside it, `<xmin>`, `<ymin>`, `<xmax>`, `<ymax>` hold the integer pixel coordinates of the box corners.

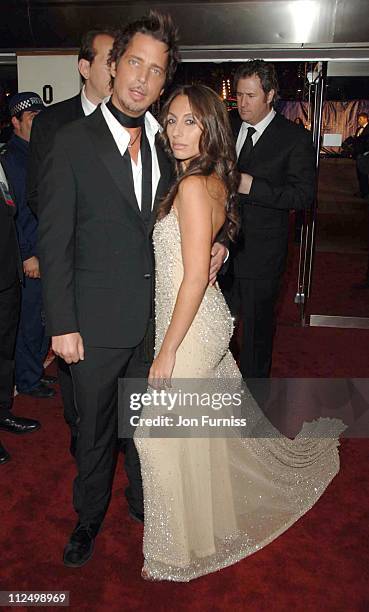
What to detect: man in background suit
<box><xmin>354</xmin><ymin>112</ymin><xmax>369</xmax><ymax>199</ymax></box>
<box><xmin>28</xmin><ymin>28</ymin><xmax>115</xmax><ymax>456</ymax></box>
<box><xmin>38</xmin><ymin>11</ymin><xmax>180</xmax><ymax>568</ymax></box>
<box><xmin>229</xmin><ymin>60</ymin><xmax>315</xmax><ymax>379</ymax></box>
<box><xmin>353</xmin><ymin>147</ymin><xmax>369</xmax><ymax>289</ymax></box>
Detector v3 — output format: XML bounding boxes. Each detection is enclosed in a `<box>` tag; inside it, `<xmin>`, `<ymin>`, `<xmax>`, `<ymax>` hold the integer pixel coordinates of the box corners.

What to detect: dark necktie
<box><xmin>139</xmin><ymin>127</ymin><xmax>152</xmax><ymax>227</ymax></box>
<box><xmin>238</xmin><ymin>126</ymin><xmax>256</xmax><ymax>172</ymax></box>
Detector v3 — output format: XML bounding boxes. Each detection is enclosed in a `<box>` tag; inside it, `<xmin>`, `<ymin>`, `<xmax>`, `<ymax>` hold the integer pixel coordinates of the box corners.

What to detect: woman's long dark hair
<box><xmin>158</xmin><ymin>84</ymin><xmax>240</xmax><ymax>241</ymax></box>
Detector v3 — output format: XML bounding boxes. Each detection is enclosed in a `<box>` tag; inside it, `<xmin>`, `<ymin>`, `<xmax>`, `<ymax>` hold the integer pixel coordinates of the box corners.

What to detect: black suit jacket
<box><xmin>354</xmin><ymin>123</ymin><xmax>369</xmax><ymax>156</ymax></box>
<box><xmin>28</xmin><ymin>93</ymin><xmax>84</xmax><ymax>216</ymax></box>
<box><xmin>232</xmin><ymin>112</ymin><xmax>315</xmax><ymax>279</ymax></box>
<box><xmin>38</xmin><ymin>107</ymin><xmax>173</xmax><ymax>348</ymax></box>
<box><xmin>0</xmin><ymin>163</ymin><xmax>22</xmax><ymax>290</ymax></box>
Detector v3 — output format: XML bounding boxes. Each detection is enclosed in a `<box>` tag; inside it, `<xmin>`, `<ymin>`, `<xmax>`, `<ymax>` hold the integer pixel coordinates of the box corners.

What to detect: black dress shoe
<box><xmin>0</xmin><ymin>414</ymin><xmax>40</xmax><ymax>435</ymax></box>
<box><xmin>128</xmin><ymin>507</ymin><xmax>144</xmax><ymax>524</ymax></box>
<box><xmin>19</xmin><ymin>383</ymin><xmax>56</xmax><ymax>399</ymax></box>
<box><xmin>40</xmin><ymin>374</ymin><xmax>58</xmax><ymax>385</ymax></box>
<box><xmin>0</xmin><ymin>442</ymin><xmax>10</xmax><ymax>465</ymax></box>
<box><xmin>63</xmin><ymin>523</ymin><xmax>99</xmax><ymax>568</ymax></box>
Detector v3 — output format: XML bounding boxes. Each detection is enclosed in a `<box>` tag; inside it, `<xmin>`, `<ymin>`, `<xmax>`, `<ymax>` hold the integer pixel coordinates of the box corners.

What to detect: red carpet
<box><xmin>2</xmin><ymin>332</ymin><xmax>369</xmax><ymax>611</ymax></box>
<box><xmin>278</xmin><ymin>244</ymin><xmax>369</xmax><ymax>321</ymax></box>
<box><xmin>2</xmin><ymin>242</ymin><xmax>369</xmax><ymax>610</ymax></box>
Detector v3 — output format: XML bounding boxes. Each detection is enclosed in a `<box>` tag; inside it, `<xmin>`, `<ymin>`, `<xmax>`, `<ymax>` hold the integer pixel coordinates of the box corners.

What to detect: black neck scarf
<box><xmin>106</xmin><ymin>99</ymin><xmax>152</xmax><ymax>226</ymax></box>
<box><xmin>106</xmin><ymin>98</ymin><xmax>145</xmax><ymax>128</ymax></box>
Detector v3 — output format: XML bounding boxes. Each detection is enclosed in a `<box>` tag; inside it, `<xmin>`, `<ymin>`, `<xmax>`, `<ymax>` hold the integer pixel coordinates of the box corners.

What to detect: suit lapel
<box><xmin>153</xmin><ymin>139</ymin><xmax>172</xmax><ymax>208</ymax></box>
<box><xmin>252</xmin><ymin>114</ymin><xmax>280</xmax><ymax>157</ymax></box>
<box><xmin>86</xmin><ymin>108</ymin><xmax>143</xmax><ymax>221</ymax></box>
<box><xmin>86</xmin><ymin>110</ymin><xmax>173</xmax><ymax>234</ymax></box>
<box><xmin>238</xmin><ymin>114</ymin><xmax>281</xmax><ymax>165</ymax></box>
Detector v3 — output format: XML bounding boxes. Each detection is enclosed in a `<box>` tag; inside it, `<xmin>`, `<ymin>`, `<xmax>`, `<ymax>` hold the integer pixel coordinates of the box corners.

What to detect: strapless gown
<box><xmin>134</xmin><ymin>208</ymin><xmax>344</xmax><ymax>582</ymax></box>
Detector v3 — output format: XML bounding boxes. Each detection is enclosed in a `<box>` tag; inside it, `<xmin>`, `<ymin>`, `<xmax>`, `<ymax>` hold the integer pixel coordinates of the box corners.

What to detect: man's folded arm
<box><xmin>240</xmin><ymin>134</ymin><xmax>316</xmax><ymax>211</ymax></box>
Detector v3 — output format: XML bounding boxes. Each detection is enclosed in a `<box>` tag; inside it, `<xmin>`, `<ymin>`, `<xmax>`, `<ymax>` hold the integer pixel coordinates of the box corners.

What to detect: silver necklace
<box><xmin>127</xmin><ymin>129</ymin><xmax>141</xmax><ymax>148</ymax></box>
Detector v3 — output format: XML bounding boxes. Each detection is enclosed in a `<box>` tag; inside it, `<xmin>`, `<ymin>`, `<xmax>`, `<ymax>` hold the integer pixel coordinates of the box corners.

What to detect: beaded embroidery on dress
<box><xmin>134</xmin><ymin>208</ymin><xmax>344</xmax><ymax>582</ymax></box>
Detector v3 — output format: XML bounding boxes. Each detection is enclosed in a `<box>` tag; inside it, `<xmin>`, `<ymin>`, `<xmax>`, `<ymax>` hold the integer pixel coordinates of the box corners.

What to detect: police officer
<box><xmin>0</xmin><ymin>160</ymin><xmax>40</xmax><ymax>464</ymax></box>
<box><xmin>1</xmin><ymin>93</ymin><xmax>55</xmax><ymax>399</ymax></box>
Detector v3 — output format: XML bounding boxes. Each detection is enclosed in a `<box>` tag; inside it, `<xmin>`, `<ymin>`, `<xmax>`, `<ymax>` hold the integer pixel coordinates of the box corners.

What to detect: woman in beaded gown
<box><xmin>134</xmin><ymin>85</ymin><xmax>344</xmax><ymax>582</ymax></box>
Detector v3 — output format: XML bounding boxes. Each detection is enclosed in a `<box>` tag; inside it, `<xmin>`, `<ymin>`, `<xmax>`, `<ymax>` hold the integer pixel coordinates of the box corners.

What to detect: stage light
<box><xmin>289</xmin><ymin>1</ymin><xmax>319</xmax><ymax>43</ymax></box>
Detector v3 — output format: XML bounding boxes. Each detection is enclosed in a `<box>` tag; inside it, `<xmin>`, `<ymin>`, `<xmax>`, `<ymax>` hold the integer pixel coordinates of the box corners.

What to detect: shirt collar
<box><xmin>101</xmin><ymin>99</ymin><xmax>161</xmax><ymax>156</ymax></box>
<box><xmin>80</xmin><ymin>85</ymin><xmax>100</xmax><ymax>116</ymax></box>
<box><xmin>243</xmin><ymin>108</ymin><xmax>276</xmax><ymax>135</ymax></box>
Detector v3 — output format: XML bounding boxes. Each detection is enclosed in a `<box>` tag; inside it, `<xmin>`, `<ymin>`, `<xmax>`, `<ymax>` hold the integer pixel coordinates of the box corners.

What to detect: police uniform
<box><xmin>0</xmin><ymin>160</ymin><xmax>39</xmax><ymax>461</ymax></box>
<box><xmin>1</xmin><ymin>92</ymin><xmax>50</xmax><ymax>395</ymax></box>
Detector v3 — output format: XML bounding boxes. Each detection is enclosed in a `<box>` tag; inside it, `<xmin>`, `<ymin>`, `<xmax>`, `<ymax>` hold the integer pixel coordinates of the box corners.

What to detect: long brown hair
<box><xmin>158</xmin><ymin>84</ymin><xmax>240</xmax><ymax>241</ymax></box>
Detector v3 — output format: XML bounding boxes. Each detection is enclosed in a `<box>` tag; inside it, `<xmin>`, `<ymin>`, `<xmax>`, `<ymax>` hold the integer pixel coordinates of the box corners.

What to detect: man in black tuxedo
<box><xmin>230</xmin><ymin>60</ymin><xmax>315</xmax><ymax>379</ymax></box>
<box><xmin>354</xmin><ymin>113</ymin><xmax>369</xmax><ymax>199</ymax></box>
<box><xmin>28</xmin><ymin>28</ymin><xmax>115</xmax><ymax>456</ymax></box>
<box><xmin>38</xmin><ymin>11</ymin><xmax>180</xmax><ymax>568</ymax></box>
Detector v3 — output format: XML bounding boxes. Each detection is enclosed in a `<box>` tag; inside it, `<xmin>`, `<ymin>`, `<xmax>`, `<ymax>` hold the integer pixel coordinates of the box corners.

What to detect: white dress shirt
<box><xmin>236</xmin><ymin>108</ymin><xmax>276</xmax><ymax>157</ymax></box>
<box><xmin>80</xmin><ymin>85</ymin><xmax>100</xmax><ymax>116</ymax></box>
<box><xmin>101</xmin><ymin>100</ymin><xmax>161</xmax><ymax>209</ymax></box>
<box><xmin>357</xmin><ymin>122</ymin><xmax>368</xmax><ymax>137</ymax></box>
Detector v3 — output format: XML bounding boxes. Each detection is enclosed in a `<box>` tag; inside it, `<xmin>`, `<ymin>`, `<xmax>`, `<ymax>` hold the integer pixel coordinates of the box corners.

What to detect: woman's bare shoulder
<box><xmin>177</xmin><ymin>174</ymin><xmax>225</xmax><ymax>203</ymax></box>
<box><xmin>205</xmin><ymin>173</ymin><xmax>227</xmax><ymax>201</ymax></box>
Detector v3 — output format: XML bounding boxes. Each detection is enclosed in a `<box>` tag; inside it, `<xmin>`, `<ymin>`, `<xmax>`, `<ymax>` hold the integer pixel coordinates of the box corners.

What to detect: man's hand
<box><xmin>23</xmin><ymin>256</ymin><xmax>40</xmax><ymax>278</ymax></box>
<box><xmin>52</xmin><ymin>332</ymin><xmax>84</xmax><ymax>364</ymax></box>
<box><xmin>238</xmin><ymin>172</ymin><xmax>253</xmax><ymax>195</ymax></box>
<box><xmin>209</xmin><ymin>242</ymin><xmax>228</xmax><ymax>286</ymax></box>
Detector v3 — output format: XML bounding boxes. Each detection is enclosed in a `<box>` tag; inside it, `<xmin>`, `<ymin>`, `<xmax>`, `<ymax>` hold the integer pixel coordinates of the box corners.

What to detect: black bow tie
<box><xmin>106</xmin><ymin>98</ymin><xmax>145</xmax><ymax>128</ymax></box>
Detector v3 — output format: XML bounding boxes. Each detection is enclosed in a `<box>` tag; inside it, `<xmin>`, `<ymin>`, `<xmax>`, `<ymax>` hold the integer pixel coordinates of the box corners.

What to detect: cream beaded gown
<box><xmin>134</xmin><ymin>208</ymin><xmax>344</xmax><ymax>582</ymax></box>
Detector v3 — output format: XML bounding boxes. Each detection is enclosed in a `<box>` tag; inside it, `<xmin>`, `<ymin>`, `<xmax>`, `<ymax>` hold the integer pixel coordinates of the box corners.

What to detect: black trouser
<box><xmin>294</xmin><ymin>210</ymin><xmax>305</xmax><ymax>241</ymax></box>
<box><xmin>237</xmin><ymin>277</ymin><xmax>281</xmax><ymax>379</ymax></box>
<box><xmin>70</xmin><ymin>335</ymin><xmax>151</xmax><ymax>526</ymax></box>
<box><xmin>0</xmin><ymin>280</ymin><xmax>20</xmax><ymax>416</ymax></box>
<box><xmin>57</xmin><ymin>357</ymin><xmax>79</xmax><ymax>437</ymax></box>
<box><xmin>15</xmin><ymin>276</ymin><xmax>49</xmax><ymax>393</ymax></box>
